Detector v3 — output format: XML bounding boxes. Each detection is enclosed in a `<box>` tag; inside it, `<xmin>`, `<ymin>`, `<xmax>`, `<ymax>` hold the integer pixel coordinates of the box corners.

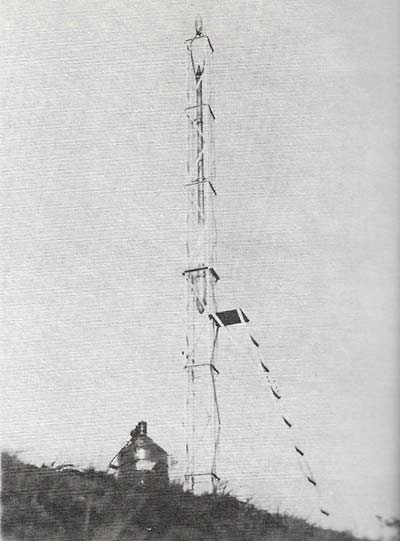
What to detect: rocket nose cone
<box><xmin>195</xmin><ymin>15</ymin><xmax>203</xmax><ymax>36</ymax></box>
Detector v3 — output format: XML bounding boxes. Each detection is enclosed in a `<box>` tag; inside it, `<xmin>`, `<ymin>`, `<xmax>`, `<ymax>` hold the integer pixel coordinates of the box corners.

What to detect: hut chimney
<box><xmin>137</xmin><ymin>420</ymin><xmax>147</xmax><ymax>436</ymax></box>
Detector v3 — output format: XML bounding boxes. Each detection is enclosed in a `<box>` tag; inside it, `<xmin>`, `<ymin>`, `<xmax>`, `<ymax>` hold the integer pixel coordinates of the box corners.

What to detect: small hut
<box><xmin>113</xmin><ymin>421</ymin><xmax>168</xmax><ymax>490</ymax></box>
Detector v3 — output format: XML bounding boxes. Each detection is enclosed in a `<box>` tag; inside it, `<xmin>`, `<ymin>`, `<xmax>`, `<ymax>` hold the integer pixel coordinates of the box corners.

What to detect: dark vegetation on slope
<box><xmin>1</xmin><ymin>452</ymin><xmax>369</xmax><ymax>541</ymax></box>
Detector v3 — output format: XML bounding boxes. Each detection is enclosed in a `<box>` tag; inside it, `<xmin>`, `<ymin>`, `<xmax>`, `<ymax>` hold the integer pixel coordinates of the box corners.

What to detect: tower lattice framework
<box><xmin>183</xmin><ymin>18</ymin><xmax>221</xmax><ymax>494</ymax></box>
<box><xmin>179</xmin><ymin>18</ymin><xmax>332</xmax><ymax>527</ymax></box>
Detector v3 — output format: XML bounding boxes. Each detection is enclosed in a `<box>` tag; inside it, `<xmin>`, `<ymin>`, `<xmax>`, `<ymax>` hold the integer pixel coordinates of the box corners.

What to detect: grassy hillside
<box><xmin>1</xmin><ymin>451</ymin><xmax>368</xmax><ymax>541</ymax></box>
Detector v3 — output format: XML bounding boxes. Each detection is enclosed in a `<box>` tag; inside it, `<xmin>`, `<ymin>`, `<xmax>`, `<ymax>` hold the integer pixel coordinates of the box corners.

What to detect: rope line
<box><xmin>245</xmin><ymin>328</ymin><xmax>331</xmax><ymax>519</ymax></box>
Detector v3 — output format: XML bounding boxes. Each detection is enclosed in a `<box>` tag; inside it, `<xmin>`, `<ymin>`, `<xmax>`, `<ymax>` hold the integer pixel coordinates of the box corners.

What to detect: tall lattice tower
<box><xmin>183</xmin><ymin>16</ymin><xmax>220</xmax><ymax>494</ymax></box>
<box><xmin>180</xmin><ymin>18</ymin><xmax>332</xmax><ymax>525</ymax></box>
<box><xmin>183</xmin><ymin>15</ymin><xmax>249</xmax><ymax>495</ymax></box>
<box><xmin>181</xmin><ymin>19</ymin><xmax>331</xmax><ymax>524</ymax></box>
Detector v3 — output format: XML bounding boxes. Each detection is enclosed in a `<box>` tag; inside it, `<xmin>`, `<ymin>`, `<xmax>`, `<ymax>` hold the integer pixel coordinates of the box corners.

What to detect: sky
<box><xmin>1</xmin><ymin>1</ymin><xmax>399</xmax><ymax>539</ymax></box>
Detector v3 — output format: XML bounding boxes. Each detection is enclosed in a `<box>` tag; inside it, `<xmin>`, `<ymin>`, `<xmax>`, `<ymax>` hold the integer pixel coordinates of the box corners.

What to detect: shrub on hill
<box><xmin>1</xmin><ymin>452</ymin><xmax>369</xmax><ymax>541</ymax></box>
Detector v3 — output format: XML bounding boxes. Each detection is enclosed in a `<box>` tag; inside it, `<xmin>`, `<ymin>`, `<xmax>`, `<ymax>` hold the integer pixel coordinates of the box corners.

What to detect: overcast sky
<box><xmin>1</xmin><ymin>1</ymin><xmax>399</xmax><ymax>539</ymax></box>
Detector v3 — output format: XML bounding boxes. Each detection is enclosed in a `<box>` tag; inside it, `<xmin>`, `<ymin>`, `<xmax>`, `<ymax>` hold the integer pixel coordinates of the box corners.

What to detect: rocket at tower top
<box><xmin>186</xmin><ymin>15</ymin><xmax>214</xmax><ymax>77</ymax></box>
<box><xmin>195</xmin><ymin>15</ymin><xmax>203</xmax><ymax>36</ymax></box>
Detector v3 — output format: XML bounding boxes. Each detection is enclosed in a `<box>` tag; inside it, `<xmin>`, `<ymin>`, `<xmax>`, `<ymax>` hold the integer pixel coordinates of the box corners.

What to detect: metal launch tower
<box><xmin>183</xmin><ymin>16</ymin><xmax>249</xmax><ymax>494</ymax></box>
<box><xmin>183</xmin><ymin>16</ymin><xmax>220</xmax><ymax>494</ymax></box>
<box><xmin>181</xmin><ymin>20</ymin><xmax>330</xmax><ymax>525</ymax></box>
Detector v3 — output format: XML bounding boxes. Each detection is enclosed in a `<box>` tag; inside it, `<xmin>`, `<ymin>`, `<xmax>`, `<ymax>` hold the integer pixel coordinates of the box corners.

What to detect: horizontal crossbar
<box><xmin>185</xmin><ymin>103</ymin><xmax>215</xmax><ymax>120</ymax></box>
<box><xmin>188</xmin><ymin>472</ymin><xmax>221</xmax><ymax>480</ymax></box>
<box><xmin>185</xmin><ymin>178</ymin><xmax>217</xmax><ymax>195</ymax></box>
<box><xmin>183</xmin><ymin>266</ymin><xmax>220</xmax><ymax>282</ymax></box>
<box><xmin>184</xmin><ymin>363</ymin><xmax>219</xmax><ymax>374</ymax></box>
<box><xmin>184</xmin><ymin>34</ymin><xmax>214</xmax><ymax>53</ymax></box>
